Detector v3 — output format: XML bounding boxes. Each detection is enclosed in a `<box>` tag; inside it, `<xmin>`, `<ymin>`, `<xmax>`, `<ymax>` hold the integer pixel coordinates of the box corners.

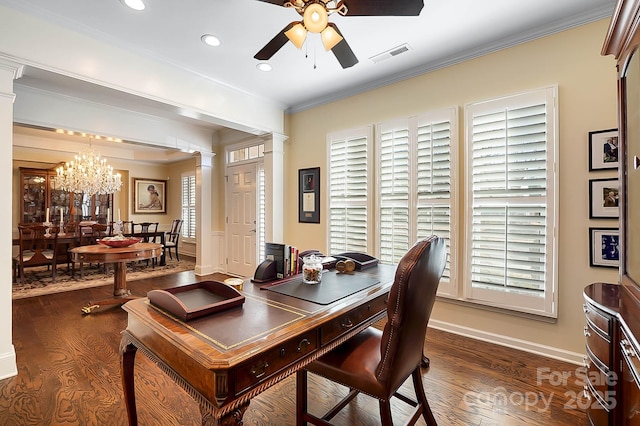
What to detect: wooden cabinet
<box><xmin>19</xmin><ymin>167</ymin><xmax>113</xmax><ymax>224</ymax></box>
<box><xmin>583</xmin><ymin>283</ymin><xmax>620</xmax><ymax>425</ymax></box>
<box><xmin>589</xmin><ymin>1</ymin><xmax>640</xmax><ymax>425</ymax></box>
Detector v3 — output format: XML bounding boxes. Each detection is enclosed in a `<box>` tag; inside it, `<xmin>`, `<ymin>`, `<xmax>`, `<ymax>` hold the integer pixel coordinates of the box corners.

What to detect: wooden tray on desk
<box><xmin>148</xmin><ymin>281</ymin><xmax>245</xmax><ymax>321</ymax></box>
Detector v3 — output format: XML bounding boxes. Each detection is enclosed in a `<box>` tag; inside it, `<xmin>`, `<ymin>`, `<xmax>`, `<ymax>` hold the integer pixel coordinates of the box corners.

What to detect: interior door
<box><xmin>226</xmin><ymin>163</ymin><xmax>257</xmax><ymax>277</ymax></box>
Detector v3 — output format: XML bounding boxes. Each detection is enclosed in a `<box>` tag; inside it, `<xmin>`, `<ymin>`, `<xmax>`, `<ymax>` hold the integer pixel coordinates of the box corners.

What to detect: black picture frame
<box><xmin>299</xmin><ymin>167</ymin><xmax>320</xmax><ymax>223</ymax></box>
<box><xmin>589</xmin><ymin>227</ymin><xmax>620</xmax><ymax>268</ymax></box>
<box><xmin>589</xmin><ymin>178</ymin><xmax>619</xmax><ymax>219</ymax></box>
<box><xmin>589</xmin><ymin>128</ymin><xmax>619</xmax><ymax>171</ymax></box>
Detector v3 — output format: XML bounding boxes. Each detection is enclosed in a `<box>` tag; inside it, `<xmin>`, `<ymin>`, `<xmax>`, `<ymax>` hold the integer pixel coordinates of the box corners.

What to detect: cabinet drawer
<box><xmin>320</xmin><ymin>294</ymin><xmax>388</xmax><ymax>345</ymax></box>
<box><xmin>585</xmin><ymin>322</ymin><xmax>611</xmax><ymax>367</ymax></box>
<box><xmin>585</xmin><ymin>361</ymin><xmax>616</xmax><ymax>410</ymax></box>
<box><xmin>586</xmin><ymin>390</ymin><xmax>611</xmax><ymax>426</ymax></box>
<box><xmin>584</xmin><ymin>302</ymin><xmax>612</xmax><ymax>338</ymax></box>
<box><xmin>234</xmin><ymin>330</ymin><xmax>318</xmax><ymax>394</ymax></box>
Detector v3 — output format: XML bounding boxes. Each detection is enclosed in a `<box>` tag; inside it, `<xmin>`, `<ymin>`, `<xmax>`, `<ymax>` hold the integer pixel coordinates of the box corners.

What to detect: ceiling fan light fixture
<box><xmin>120</xmin><ymin>0</ymin><xmax>145</xmax><ymax>11</ymax></box>
<box><xmin>320</xmin><ymin>25</ymin><xmax>342</xmax><ymax>51</ymax></box>
<box><xmin>303</xmin><ymin>3</ymin><xmax>328</xmax><ymax>33</ymax></box>
<box><xmin>285</xmin><ymin>23</ymin><xmax>307</xmax><ymax>49</ymax></box>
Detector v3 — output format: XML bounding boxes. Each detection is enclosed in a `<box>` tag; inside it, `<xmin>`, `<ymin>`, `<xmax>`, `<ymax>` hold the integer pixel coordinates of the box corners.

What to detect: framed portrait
<box><xmin>298</xmin><ymin>167</ymin><xmax>320</xmax><ymax>223</ymax></box>
<box><xmin>589</xmin><ymin>227</ymin><xmax>620</xmax><ymax>268</ymax></box>
<box><xmin>589</xmin><ymin>128</ymin><xmax>619</xmax><ymax>171</ymax></box>
<box><xmin>589</xmin><ymin>178</ymin><xmax>619</xmax><ymax>219</ymax></box>
<box><xmin>133</xmin><ymin>178</ymin><xmax>167</xmax><ymax>214</ymax></box>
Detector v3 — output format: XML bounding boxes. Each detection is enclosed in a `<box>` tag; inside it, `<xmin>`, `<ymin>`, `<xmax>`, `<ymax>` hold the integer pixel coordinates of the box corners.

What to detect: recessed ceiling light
<box><xmin>201</xmin><ymin>34</ymin><xmax>221</xmax><ymax>47</ymax></box>
<box><xmin>120</xmin><ymin>0</ymin><xmax>145</xmax><ymax>11</ymax></box>
<box><xmin>257</xmin><ymin>63</ymin><xmax>272</xmax><ymax>72</ymax></box>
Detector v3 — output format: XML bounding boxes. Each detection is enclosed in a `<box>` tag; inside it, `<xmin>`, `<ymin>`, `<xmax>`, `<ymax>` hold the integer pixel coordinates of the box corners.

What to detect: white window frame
<box><xmin>463</xmin><ymin>86</ymin><xmax>558</xmax><ymax>318</ymax></box>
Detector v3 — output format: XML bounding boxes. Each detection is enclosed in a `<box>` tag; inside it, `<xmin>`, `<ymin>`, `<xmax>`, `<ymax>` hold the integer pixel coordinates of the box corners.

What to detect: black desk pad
<box><xmin>267</xmin><ymin>270</ymin><xmax>380</xmax><ymax>305</ymax></box>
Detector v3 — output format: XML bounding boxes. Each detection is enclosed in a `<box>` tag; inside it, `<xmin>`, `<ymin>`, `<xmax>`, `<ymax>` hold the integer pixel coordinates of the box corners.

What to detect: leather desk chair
<box><xmin>296</xmin><ymin>235</ymin><xmax>446</xmax><ymax>426</ymax></box>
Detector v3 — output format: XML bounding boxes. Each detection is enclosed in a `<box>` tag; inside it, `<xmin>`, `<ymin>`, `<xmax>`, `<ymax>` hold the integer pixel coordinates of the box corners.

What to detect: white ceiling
<box><xmin>1</xmin><ymin>0</ymin><xmax>615</xmax><ymax>121</ymax></box>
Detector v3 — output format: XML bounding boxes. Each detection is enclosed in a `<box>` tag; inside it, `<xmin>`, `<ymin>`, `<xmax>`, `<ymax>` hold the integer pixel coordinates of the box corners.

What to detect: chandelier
<box><xmin>55</xmin><ymin>146</ymin><xmax>122</xmax><ymax>195</ymax></box>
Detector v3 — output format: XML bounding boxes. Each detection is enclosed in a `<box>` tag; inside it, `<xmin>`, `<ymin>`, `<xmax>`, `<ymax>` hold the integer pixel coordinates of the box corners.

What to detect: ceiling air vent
<box><xmin>370</xmin><ymin>43</ymin><xmax>412</xmax><ymax>64</ymax></box>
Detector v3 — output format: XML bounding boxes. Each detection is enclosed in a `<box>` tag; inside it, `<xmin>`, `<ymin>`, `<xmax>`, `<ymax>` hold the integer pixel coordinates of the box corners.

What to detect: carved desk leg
<box><xmin>121</xmin><ymin>338</ymin><xmax>139</xmax><ymax>426</ymax></box>
<box><xmin>201</xmin><ymin>401</ymin><xmax>249</xmax><ymax>426</ymax></box>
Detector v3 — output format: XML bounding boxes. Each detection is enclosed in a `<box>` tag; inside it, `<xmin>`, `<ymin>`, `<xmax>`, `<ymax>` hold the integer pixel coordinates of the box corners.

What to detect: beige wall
<box><xmin>284</xmin><ymin>19</ymin><xmax>619</xmax><ymax>357</ymax></box>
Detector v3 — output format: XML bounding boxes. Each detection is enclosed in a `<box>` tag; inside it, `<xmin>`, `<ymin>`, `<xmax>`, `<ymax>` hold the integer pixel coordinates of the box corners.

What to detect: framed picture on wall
<box><xmin>589</xmin><ymin>178</ymin><xmax>619</xmax><ymax>219</ymax></box>
<box><xmin>133</xmin><ymin>178</ymin><xmax>167</xmax><ymax>214</ymax></box>
<box><xmin>298</xmin><ymin>167</ymin><xmax>320</xmax><ymax>223</ymax></box>
<box><xmin>589</xmin><ymin>128</ymin><xmax>619</xmax><ymax>171</ymax></box>
<box><xmin>589</xmin><ymin>227</ymin><xmax>620</xmax><ymax>268</ymax></box>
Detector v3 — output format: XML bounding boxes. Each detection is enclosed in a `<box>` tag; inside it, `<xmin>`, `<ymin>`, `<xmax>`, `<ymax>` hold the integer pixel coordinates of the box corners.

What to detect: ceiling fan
<box><xmin>253</xmin><ymin>0</ymin><xmax>424</xmax><ymax>69</ymax></box>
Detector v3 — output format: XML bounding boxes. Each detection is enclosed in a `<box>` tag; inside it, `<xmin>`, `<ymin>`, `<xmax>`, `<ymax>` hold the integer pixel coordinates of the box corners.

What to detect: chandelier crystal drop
<box><xmin>55</xmin><ymin>147</ymin><xmax>122</xmax><ymax>195</ymax></box>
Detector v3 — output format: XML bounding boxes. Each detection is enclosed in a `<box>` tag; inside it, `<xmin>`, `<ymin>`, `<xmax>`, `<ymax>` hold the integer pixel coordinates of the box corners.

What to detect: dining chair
<box><xmin>296</xmin><ymin>235</ymin><xmax>447</xmax><ymax>426</ymax></box>
<box><xmin>76</xmin><ymin>223</ymin><xmax>109</xmax><ymax>277</ymax></box>
<box><xmin>164</xmin><ymin>219</ymin><xmax>183</xmax><ymax>261</ymax></box>
<box><xmin>13</xmin><ymin>224</ymin><xmax>59</xmax><ymax>284</ymax></box>
<box><xmin>132</xmin><ymin>222</ymin><xmax>160</xmax><ymax>266</ymax></box>
<box><xmin>132</xmin><ymin>222</ymin><xmax>159</xmax><ymax>242</ymax></box>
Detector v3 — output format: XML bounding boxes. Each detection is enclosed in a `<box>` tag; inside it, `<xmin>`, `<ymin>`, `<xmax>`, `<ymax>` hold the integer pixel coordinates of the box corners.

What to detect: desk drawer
<box><xmin>320</xmin><ymin>294</ymin><xmax>388</xmax><ymax>346</ymax></box>
<box><xmin>235</xmin><ymin>330</ymin><xmax>318</xmax><ymax>394</ymax></box>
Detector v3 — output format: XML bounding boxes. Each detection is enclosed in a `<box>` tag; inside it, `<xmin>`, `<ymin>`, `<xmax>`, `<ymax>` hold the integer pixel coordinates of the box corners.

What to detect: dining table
<box><xmin>70</xmin><ymin>242</ymin><xmax>162</xmax><ymax>314</ymax></box>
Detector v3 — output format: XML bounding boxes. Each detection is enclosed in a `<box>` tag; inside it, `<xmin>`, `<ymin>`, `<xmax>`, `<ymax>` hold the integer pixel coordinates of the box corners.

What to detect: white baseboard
<box><xmin>0</xmin><ymin>346</ymin><xmax>17</xmax><ymax>380</ymax></box>
<box><xmin>428</xmin><ymin>319</ymin><xmax>585</xmax><ymax>366</ymax></box>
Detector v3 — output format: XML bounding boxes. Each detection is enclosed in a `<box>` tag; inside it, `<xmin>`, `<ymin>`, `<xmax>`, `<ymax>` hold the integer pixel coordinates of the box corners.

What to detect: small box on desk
<box><xmin>332</xmin><ymin>252</ymin><xmax>379</xmax><ymax>270</ymax></box>
<box><xmin>148</xmin><ymin>281</ymin><xmax>245</xmax><ymax>321</ymax></box>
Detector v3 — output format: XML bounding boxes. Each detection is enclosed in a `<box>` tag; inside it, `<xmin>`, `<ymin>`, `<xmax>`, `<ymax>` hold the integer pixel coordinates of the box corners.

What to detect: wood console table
<box><xmin>120</xmin><ymin>264</ymin><xmax>397</xmax><ymax>425</ymax></box>
<box><xmin>71</xmin><ymin>242</ymin><xmax>162</xmax><ymax>314</ymax></box>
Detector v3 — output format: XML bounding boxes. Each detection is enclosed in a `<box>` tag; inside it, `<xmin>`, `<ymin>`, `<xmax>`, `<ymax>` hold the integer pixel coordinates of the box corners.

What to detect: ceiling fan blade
<box><xmin>254</xmin><ymin>22</ymin><xmax>297</xmax><ymax>60</ymax></box>
<box><xmin>328</xmin><ymin>24</ymin><xmax>358</xmax><ymax>69</ymax></box>
<box><xmin>253</xmin><ymin>0</ymin><xmax>288</xmax><ymax>6</ymax></box>
<box><xmin>344</xmin><ymin>0</ymin><xmax>424</xmax><ymax>16</ymax></box>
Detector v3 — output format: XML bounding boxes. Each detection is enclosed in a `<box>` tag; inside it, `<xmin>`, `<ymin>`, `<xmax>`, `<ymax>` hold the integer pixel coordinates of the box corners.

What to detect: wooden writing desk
<box><xmin>120</xmin><ymin>264</ymin><xmax>397</xmax><ymax>425</ymax></box>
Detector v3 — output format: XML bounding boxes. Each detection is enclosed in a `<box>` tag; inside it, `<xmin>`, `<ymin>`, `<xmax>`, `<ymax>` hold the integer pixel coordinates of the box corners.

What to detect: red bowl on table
<box><xmin>97</xmin><ymin>237</ymin><xmax>142</xmax><ymax>248</ymax></box>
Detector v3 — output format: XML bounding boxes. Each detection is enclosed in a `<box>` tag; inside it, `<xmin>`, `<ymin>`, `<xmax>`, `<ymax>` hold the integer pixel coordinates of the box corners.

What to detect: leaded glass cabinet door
<box><xmin>20</xmin><ymin>168</ymin><xmax>48</xmax><ymax>224</ymax></box>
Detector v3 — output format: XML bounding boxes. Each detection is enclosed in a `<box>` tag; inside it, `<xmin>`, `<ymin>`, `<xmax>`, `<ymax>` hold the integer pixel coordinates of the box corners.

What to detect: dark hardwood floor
<box><xmin>1</xmin><ymin>270</ymin><xmax>588</xmax><ymax>425</ymax></box>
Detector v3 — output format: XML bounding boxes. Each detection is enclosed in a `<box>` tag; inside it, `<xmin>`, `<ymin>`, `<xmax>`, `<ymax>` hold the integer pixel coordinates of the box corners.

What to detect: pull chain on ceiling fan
<box><xmin>253</xmin><ymin>0</ymin><xmax>424</xmax><ymax>69</ymax></box>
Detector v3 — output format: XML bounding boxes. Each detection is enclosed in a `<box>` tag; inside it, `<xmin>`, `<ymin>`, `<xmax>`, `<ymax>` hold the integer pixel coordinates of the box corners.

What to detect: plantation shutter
<box><xmin>328</xmin><ymin>128</ymin><xmax>371</xmax><ymax>254</ymax></box>
<box><xmin>379</xmin><ymin>122</ymin><xmax>410</xmax><ymax>264</ymax></box>
<box><xmin>181</xmin><ymin>174</ymin><xmax>196</xmax><ymax>239</ymax></box>
<box><xmin>415</xmin><ymin>117</ymin><xmax>453</xmax><ymax>281</ymax></box>
<box><xmin>466</xmin><ymin>87</ymin><xmax>557</xmax><ymax>316</ymax></box>
<box><xmin>376</xmin><ymin>110</ymin><xmax>456</xmax><ymax>292</ymax></box>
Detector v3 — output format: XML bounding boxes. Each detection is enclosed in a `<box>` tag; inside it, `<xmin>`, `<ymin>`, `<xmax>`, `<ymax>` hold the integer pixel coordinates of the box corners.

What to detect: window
<box><xmin>181</xmin><ymin>173</ymin><xmax>196</xmax><ymax>239</ymax></box>
<box><xmin>376</xmin><ymin>108</ymin><xmax>457</xmax><ymax>296</ymax></box>
<box><xmin>465</xmin><ymin>86</ymin><xmax>558</xmax><ymax>317</ymax></box>
<box><xmin>327</xmin><ymin>127</ymin><xmax>373</xmax><ymax>255</ymax></box>
<box><xmin>327</xmin><ymin>87</ymin><xmax>557</xmax><ymax>318</ymax></box>
<box><xmin>257</xmin><ymin>165</ymin><xmax>266</xmax><ymax>262</ymax></box>
<box><xmin>228</xmin><ymin>144</ymin><xmax>264</xmax><ymax>164</ymax></box>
